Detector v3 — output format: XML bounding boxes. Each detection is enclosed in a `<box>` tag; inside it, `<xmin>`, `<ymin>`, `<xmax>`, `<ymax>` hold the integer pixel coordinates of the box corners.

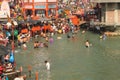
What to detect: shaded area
<box><xmin>80</xmin><ymin>22</ymin><xmax>117</xmax><ymax>34</ymax></box>
<box><xmin>0</xmin><ymin>45</ymin><xmax>11</xmax><ymax>63</ymax></box>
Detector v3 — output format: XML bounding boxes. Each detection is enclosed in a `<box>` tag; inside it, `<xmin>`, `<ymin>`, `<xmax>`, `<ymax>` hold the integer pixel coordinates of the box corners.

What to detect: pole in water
<box><xmin>35</xmin><ymin>72</ymin><xmax>39</xmax><ymax>80</ymax></box>
<box><xmin>20</xmin><ymin>66</ymin><xmax>23</xmax><ymax>75</ymax></box>
<box><xmin>28</xmin><ymin>65</ymin><xmax>32</xmax><ymax>78</ymax></box>
<box><xmin>11</xmin><ymin>41</ymin><xmax>15</xmax><ymax>51</ymax></box>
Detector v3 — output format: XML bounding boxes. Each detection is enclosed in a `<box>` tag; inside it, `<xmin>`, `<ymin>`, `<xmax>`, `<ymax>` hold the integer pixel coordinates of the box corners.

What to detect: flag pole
<box><xmin>7</xmin><ymin>14</ymin><xmax>16</xmax><ymax>68</ymax></box>
<box><xmin>7</xmin><ymin>14</ymin><xmax>15</xmax><ymax>52</ymax></box>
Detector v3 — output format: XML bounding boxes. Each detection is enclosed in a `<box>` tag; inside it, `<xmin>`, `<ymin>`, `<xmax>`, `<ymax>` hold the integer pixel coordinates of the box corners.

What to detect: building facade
<box><xmin>90</xmin><ymin>0</ymin><xmax>120</xmax><ymax>26</ymax></box>
<box><xmin>22</xmin><ymin>0</ymin><xmax>58</xmax><ymax>20</ymax></box>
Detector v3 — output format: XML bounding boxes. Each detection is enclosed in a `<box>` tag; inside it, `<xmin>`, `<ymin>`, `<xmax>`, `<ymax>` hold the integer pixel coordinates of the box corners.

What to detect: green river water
<box><xmin>15</xmin><ymin>31</ymin><xmax>120</xmax><ymax>80</ymax></box>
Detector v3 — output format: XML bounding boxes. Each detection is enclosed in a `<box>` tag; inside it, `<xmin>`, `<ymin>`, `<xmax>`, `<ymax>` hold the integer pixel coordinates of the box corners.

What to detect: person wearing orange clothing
<box><xmin>31</xmin><ymin>24</ymin><xmax>41</xmax><ymax>37</ymax></box>
<box><xmin>36</xmin><ymin>25</ymin><xmax>41</xmax><ymax>35</ymax></box>
<box><xmin>47</xmin><ymin>23</ymin><xmax>52</xmax><ymax>32</ymax></box>
<box><xmin>36</xmin><ymin>26</ymin><xmax>41</xmax><ymax>31</ymax></box>
<box><xmin>71</xmin><ymin>15</ymin><xmax>79</xmax><ymax>26</ymax></box>
<box><xmin>21</xmin><ymin>28</ymin><xmax>29</xmax><ymax>34</ymax></box>
<box><xmin>31</xmin><ymin>26</ymin><xmax>36</xmax><ymax>33</ymax></box>
<box><xmin>43</xmin><ymin>24</ymin><xmax>48</xmax><ymax>33</ymax></box>
<box><xmin>31</xmin><ymin>25</ymin><xmax>37</xmax><ymax>37</ymax></box>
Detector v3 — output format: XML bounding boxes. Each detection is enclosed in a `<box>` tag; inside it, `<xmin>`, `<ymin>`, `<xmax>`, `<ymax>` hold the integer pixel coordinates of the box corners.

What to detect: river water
<box><xmin>15</xmin><ymin>31</ymin><xmax>120</xmax><ymax>80</ymax></box>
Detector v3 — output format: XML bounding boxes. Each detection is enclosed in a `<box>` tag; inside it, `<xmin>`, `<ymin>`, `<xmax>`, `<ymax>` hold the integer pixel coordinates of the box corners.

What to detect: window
<box><xmin>35</xmin><ymin>10</ymin><xmax>46</xmax><ymax>17</ymax></box>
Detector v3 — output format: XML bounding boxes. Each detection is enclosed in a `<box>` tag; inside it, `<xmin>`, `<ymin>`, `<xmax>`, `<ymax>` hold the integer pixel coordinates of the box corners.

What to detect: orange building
<box><xmin>22</xmin><ymin>0</ymin><xmax>58</xmax><ymax>20</ymax></box>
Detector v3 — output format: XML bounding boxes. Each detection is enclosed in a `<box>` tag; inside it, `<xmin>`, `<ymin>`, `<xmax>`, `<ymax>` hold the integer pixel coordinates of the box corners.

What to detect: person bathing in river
<box><xmin>39</xmin><ymin>42</ymin><xmax>44</xmax><ymax>48</ymax></box>
<box><xmin>45</xmin><ymin>60</ymin><xmax>50</xmax><ymax>71</ymax></box>
<box><xmin>43</xmin><ymin>42</ymin><xmax>48</xmax><ymax>48</ymax></box>
<box><xmin>49</xmin><ymin>37</ymin><xmax>54</xmax><ymax>44</ymax></box>
<box><xmin>85</xmin><ymin>40</ymin><xmax>92</xmax><ymax>48</ymax></box>
<box><xmin>34</xmin><ymin>41</ymin><xmax>39</xmax><ymax>48</ymax></box>
<box><xmin>22</xmin><ymin>43</ymin><xmax>27</xmax><ymax>50</ymax></box>
<box><xmin>67</xmin><ymin>34</ymin><xmax>71</xmax><ymax>39</ymax></box>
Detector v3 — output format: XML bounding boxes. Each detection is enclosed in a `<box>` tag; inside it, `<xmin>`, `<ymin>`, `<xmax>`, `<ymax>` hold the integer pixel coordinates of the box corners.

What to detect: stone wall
<box><xmin>118</xmin><ymin>10</ymin><xmax>120</xmax><ymax>24</ymax></box>
<box><xmin>100</xmin><ymin>3</ymin><xmax>120</xmax><ymax>25</ymax></box>
<box><xmin>106</xmin><ymin>11</ymin><xmax>114</xmax><ymax>24</ymax></box>
<box><xmin>90</xmin><ymin>1</ymin><xmax>120</xmax><ymax>26</ymax></box>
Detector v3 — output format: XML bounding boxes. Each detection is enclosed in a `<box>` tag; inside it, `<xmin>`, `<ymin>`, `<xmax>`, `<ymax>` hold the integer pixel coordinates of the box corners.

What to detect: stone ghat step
<box><xmin>105</xmin><ymin>31</ymin><xmax>120</xmax><ymax>36</ymax></box>
<box><xmin>3</xmin><ymin>70</ymin><xmax>20</xmax><ymax>76</ymax></box>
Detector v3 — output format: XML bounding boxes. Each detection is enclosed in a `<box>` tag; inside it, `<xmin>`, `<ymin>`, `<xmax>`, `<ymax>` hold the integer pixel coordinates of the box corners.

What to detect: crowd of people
<box><xmin>0</xmin><ymin>15</ymin><xmax>80</xmax><ymax>79</ymax></box>
<box><xmin>0</xmin><ymin>50</ymin><xmax>16</xmax><ymax>80</ymax></box>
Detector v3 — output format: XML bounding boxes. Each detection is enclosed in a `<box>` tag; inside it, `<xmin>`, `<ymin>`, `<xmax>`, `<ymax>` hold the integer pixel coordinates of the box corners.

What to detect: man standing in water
<box><xmin>45</xmin><ymin>60</ymin><xmax>50</xmax><ymax>71</ymax></box>
<box><xmin>85</xmin><ymin>40</ymin><xmax>92</xmax><ymax>48</ymax></box>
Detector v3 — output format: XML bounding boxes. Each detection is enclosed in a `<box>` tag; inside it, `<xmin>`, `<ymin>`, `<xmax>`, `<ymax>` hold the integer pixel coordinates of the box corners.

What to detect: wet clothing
<box><xmin>45</xmin><ymin>62</ymin><xmax>50</xmax><ymax>70</ymax></box>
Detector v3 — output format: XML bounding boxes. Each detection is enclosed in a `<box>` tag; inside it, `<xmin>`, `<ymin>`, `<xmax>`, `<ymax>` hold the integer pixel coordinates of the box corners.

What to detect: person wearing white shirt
<box><xmin>45</xmin><ymin>60</ymin><xmax>50</xmax><ymax>71</ymax></box>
